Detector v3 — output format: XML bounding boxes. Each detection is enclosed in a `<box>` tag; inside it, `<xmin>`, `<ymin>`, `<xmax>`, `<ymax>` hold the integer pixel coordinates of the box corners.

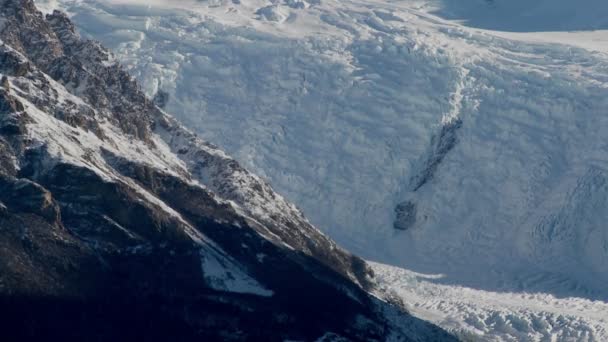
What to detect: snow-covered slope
<box><xmin>37</xmin><ymin>0</ymin><xmax>608</xmax><ymax>339</ymax></box>
<box><xmin>44</xmin><ymin>0</ymin><xmax>608</xmax><ymax>294</ymax></box>
<box><xmin>0</xmin><ymin>1</ymin><xmax>460</xmax><ymax>340</ymax></box>
<box><xmin>372</xmin><ymin>262</ymin><xmax>608</xmax><ymax>341</ymax></box>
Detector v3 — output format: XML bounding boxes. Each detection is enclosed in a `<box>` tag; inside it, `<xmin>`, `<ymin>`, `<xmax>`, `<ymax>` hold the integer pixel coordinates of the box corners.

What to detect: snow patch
<box><xmin>200</xmin><ymin>246</ymin><xmax>273</xmax><ymax>296</ymax></box>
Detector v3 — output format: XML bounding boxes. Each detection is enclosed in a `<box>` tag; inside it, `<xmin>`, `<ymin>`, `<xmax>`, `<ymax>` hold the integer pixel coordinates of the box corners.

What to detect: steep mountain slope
<box><xmin>39</xmin><ymin>0</ymin><xmax>608</xmax><ymax>339</ymax></box>
<box><xmin>48</xmin><ymin>0</ymin><xmax>608</xmax><ymax>297</ymax></box>
<box><xmin>0</xmin><ymin>1</ymin><xmax>457</xmax><ymax>340</ymax></box>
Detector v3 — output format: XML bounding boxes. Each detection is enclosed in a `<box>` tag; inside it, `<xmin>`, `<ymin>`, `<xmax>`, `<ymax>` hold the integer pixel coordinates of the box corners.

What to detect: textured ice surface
<box><xmin>372</xmin><ymin>262</ymin><xmax>608</xmax><ymax>341</ymax></box>
<box><xmin>36</xmin><ymin>0</ymin><xmax>608</xmax><ymax>337</ymax></box>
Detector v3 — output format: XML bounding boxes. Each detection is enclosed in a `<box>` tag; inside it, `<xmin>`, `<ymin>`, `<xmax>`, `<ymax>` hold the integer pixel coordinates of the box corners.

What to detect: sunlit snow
<box><xmin>35</xmin><ymin>0</ymin><xmax>608</xmax><ymax>339</ymax></box>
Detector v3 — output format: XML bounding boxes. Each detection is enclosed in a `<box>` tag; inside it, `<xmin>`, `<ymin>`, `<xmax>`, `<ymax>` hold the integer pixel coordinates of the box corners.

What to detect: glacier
<box><xmin>35</xmin><ymin>0</ymin><xmax>608</xmax><ymax>339</ymax></box>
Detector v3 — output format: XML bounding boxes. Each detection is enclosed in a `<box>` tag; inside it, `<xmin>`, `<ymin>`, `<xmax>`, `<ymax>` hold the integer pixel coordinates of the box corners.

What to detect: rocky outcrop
<box><xmin>0</xmin><ymin>176</ymin><xmax>61</xmax><ymax>224</ymax></box>
<box><xmin>410</xmin><ymin>118</ymin><xmax>462</xmax><ymax>192</ymax></box>
<box><xmin>394</xmin><ymin>200</ymin><xmax>417</xmax><ymax>231</ymax></box>
<box><xmin>395</xmin><ymin>118</ymin><xmax>463</xmax><ymax>231</ymax></box>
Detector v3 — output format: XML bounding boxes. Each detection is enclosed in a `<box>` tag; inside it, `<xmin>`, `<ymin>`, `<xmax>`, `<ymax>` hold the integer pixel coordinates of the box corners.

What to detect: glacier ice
<box><xmin>36</xmin><ymin>0</ymin><xmax>608</xmax><ymax>338</ymax></box>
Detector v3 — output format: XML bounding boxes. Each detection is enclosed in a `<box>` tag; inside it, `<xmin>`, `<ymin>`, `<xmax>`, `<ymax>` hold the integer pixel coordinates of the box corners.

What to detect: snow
<box><xmin>424</xmin><ymin>0</ymin><xmax>608</xmax><ymax>33</ymax></box>
<box><xmin>200</xmin><ymin>245</ymin><xmax>274</xmax><ymax>297</ymax></box>
<box><xmin>34</xmin><ymin>0</ymin><xmax>608</xmax><ymax>338</ymax></box>
<box><xmin>4</xmin><ymin>58</ymin><xmax>272</xmax><ymax>297</ymax></box>
<box><xmin>33</xmin><ymin>0</ymin><xmax>61</xmax><ymax>13</ymax></box>
<box><xmin>372</xmin><ymin>262</ymin><xmax>608</xmax><ymax>341</ymax></box>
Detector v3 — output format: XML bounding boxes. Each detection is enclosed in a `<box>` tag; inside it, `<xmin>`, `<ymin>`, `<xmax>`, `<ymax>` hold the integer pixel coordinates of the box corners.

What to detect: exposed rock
<box><xmin>1</xmin><ymin>75</ymin><xmax>9</xmax><ymax>90</ymax></box>
<box><xmin>0</xmin><ymin>176</ymin><xmax>61</xmax><ymax>224</ymax></box>
<box><xmin>153</xmin><ymin>89</ymin><xmax>170</xmax><ymax>109</ymax></box>
<box><xmin>394</xmin><ymin>200</ymin><xmax>417</xmax><ymax>231</ymax></box>
<box><xmin>0</xmin><ymin>44</ymin><xmax>31</xmax><ymax>76</ymax></box>
<box><xmin>0</xmin><ymin>89</ymin><xmax>24</xmax><ymax>114</ymax></box>
<box><xmin>398</xmin><ymin>118</ymin><xmax>461</xmax><ymax>230</ymax></box>
<box><xmin>411</xmin><ymin>118</ymin><xmax>463</xmax><ymax>192</ymax></box>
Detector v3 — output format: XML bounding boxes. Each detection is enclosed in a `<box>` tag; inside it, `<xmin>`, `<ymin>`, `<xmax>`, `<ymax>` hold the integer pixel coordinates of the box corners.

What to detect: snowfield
<box><xmin>372</xmin><ymin>262</ymin><xmax>608</xmax><ymax>342</ymax></box>
<box><xmin>35</xmin><ymin>0</ymin><xmax>608</xmax><ymax>339</ymax></box>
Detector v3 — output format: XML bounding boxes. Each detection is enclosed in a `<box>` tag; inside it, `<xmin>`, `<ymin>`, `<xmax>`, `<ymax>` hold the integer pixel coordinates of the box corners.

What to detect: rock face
<box><xmin>394</xmin><ymin>201</ymin><xmax>417</xmax><ymax>231</ymax></box>
<box><xmin>0</xmin><ymin>1</ymin><xmax>455</xmax><ymax>341</ymax></box>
